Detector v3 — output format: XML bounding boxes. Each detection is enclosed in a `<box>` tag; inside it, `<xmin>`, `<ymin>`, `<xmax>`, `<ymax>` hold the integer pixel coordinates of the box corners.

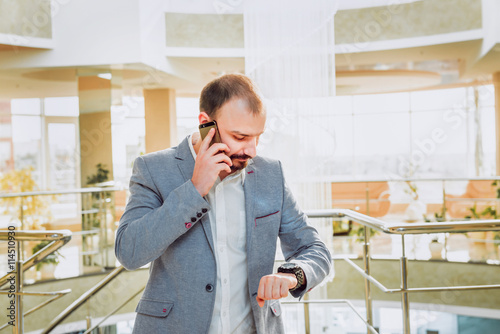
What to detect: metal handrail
<box><xmin>306</xmin><ymin>208</ymin><xmax>500</xmax><ymax>234</ymax></box>
<box><xmin>304</xmin><ymin>209</ymin><xmax>500</xmax><ymax>334</ymax></box>
<box><xmin>0</xmin><ymin>289</ymin><xmax>71</xmax><ymax>332</ymax></box>
<box><xmin>0</xmin><ymin>230</ymin><xmax>72</xmax><ymax>288</ymax></box>
<box><xmin>0</xmin><ymin>185</ymin><xmax>125</xmax><ymax>199</ymax></box>
<box><xmin>0</xmin><ymin>229</ymin><xmax>72</xmax><ymax>334</ymax></box>
<box><xmin>82</xmin><ymin>285</ymin><xmax>145</xmax><ymax>334</ymax></box>
<box><xmin>282</xmin><ymin>299</ymin><xmax>379</xmax><ymax>334</ymax></box>
<box><xmin>42</xmin><ymin>266</ymin><xmax>126</xmax><ymax>334</ymax></box>
<box><xmin>315</xmin><ymin>176</ymin><xmax>500</xmax><ymax>183</ymax></box>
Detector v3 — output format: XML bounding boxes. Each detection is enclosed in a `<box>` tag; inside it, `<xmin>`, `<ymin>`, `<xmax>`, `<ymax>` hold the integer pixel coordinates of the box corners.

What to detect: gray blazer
<box><xmin>115</xmin><ymin>136</ymin><xmax>332</xmax><ymax>334</ymax></box>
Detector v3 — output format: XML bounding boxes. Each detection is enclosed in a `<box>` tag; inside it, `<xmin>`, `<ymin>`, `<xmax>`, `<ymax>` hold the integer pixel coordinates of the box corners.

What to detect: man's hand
<box><xmin>256</xmin><ymin>273</ymin><xmax>297</xmax><ymax>307</ymax></box>
<box><xmin>191</xmin><ymin>128</ymin><xmax>232</xmax><ymax>197</ymax></box>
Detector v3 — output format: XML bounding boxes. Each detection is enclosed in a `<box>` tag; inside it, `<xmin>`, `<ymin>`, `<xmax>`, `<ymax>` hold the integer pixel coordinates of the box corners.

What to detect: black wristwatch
<box><xmin>278</xmin><ymin>263</ymin><xmax>305</xmax><ymax>292</ymax></box>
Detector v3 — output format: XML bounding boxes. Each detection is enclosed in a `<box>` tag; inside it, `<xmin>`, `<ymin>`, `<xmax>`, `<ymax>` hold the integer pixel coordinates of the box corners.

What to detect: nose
<box><xmin>243</xmin><ymin>138</ymin><xmax>257</xmax><ymax>158</ymax></box>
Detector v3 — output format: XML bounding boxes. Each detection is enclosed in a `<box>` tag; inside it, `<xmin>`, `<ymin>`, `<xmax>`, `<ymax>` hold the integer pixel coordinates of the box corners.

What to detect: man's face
<box><xmin>210</xmin><ymin>98</ymin><xmax>266</xmax><ymax>172</ymax></box>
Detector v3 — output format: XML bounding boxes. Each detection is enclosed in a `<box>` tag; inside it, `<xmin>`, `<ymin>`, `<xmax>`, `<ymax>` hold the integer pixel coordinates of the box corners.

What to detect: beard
<box><xmin>229</xmin><ymin>154</ymin><xmax>252</xmax><ymax>171</ymax></box>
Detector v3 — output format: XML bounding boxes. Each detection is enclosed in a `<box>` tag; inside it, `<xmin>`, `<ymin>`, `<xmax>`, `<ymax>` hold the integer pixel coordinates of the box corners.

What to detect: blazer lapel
<box><xmin>175</xmin><ymin>137</ymin><xmax>215</xmax><ymax>253</ymax></box>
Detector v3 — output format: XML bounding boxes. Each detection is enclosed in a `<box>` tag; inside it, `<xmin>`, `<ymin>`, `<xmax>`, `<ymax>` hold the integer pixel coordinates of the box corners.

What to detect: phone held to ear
<box><xmin>199</xmin><ymin>121</ymin><xmax>222</xmax><ymax>147</ymax></box>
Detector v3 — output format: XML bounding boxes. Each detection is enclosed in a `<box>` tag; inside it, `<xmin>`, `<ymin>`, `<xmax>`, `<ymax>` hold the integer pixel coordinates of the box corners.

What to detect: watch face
<box><xmin>281</xmin><ymin>263</ymin><xmax>299</xmax><ymax>270</ymax></box>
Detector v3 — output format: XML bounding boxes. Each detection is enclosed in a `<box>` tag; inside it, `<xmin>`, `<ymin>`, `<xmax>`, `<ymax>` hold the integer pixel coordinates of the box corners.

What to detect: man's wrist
<box><xmin>277</xmin><ymin>263</ymin><xmax>305</xmax><ymax>292</ymax></box>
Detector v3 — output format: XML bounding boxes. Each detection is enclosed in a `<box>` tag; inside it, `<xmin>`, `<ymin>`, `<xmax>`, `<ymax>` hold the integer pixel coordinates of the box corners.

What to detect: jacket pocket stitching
<box><xmin>254</xmin><ymin>210</ymin><xmax>280</xmax><ymax>227</ymax></box>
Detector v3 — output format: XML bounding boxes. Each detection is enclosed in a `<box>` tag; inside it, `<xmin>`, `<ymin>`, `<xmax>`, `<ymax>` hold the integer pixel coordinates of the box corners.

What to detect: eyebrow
<box><xmin>231</xmin><ymin>130</ymin><xmax>265</xmax><ymax>137</ymax></box>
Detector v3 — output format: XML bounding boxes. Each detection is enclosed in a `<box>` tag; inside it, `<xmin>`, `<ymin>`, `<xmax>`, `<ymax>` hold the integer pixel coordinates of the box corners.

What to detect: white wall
<box><xmin>0</xmin><ymin>0</ymin><xmax>142</xmax><ymax>69</ymax></box>
<box><xmin>480</xmin><ymin>0</ymin><xmax>500</xmax><ymax>57</ymax></box>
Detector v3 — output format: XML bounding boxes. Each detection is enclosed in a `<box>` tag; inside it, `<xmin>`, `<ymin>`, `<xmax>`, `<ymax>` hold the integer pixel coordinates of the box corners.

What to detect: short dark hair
<box><xmin>199</xmin><ymin>74</ymin><xmax>264</xmax><ymax>119</ymax></box>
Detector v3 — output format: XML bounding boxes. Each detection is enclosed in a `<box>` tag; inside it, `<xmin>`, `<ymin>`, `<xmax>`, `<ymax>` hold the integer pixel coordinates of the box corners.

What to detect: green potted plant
<box><xmin>31</xmin><ymin>240</ymin><xmax>63</xmax><ymax>279</ymax></box>
<box><xmin>464</xmin><ymin>181</ymin><xmax>500</xmax><ymax>262</ymax></box>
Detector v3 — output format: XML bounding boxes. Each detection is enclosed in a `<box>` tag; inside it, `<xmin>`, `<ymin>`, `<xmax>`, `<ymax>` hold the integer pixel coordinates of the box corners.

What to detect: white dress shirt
<box><xmin>189</xmin><ymin>134</ymin><xmax>256</xmax><ymax>334</ymax></box>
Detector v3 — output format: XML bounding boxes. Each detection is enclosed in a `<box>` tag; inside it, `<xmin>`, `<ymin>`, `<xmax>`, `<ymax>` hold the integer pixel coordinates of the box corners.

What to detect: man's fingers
<box><xmin>257</xmin><ymin>275</ymin><xmax>292</xmax><ymax>308</ymax></box>
<box><xmin>280</xmin><ymin>282</ymin><xmax>289</xmax><ymax>298</ymax></box>
<box><xmin>207</xmin><ymin>142</ymin><xmax>230</xmax><ymax>156</ymax></box>
<box><xmin>272</xmin><ymin>279</ymin><xmax>283</xmax><ymax>299</ymax></box>
<box><xmin>199</xmin><ymin>128</ymin><xmax>215</xmax><ymax>153</ymax></box>
<box><xmin>264</xmin><ymin>277</ymin><xmax>274</xmax><ymax>300</ymax></box>
<box><xmin>256</xmin><ymin>296</ymin><xmax>265</xmax><ymax>308</ymax></box>
<box><xmin>257</xmin><ymin>278</ymin><xmax>266</xmax><ymax>304</ymax></box>
<box><xmin>215</xmin><ymin>153</ymin><xmax>233</xmax><ymax>167</ymax></box>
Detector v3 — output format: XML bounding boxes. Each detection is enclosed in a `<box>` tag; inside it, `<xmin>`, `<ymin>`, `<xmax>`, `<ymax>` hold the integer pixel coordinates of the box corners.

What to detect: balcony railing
<box><xmin>0</xmin><ymin>184</ymin><xmax>125</xmax><ymax>282</ymax></box>
<box><xmin>0</xmin><ymin>229</ymin><xmax>72</xmax><ymax>334</ymax></box>
<box><xmin>305</xmin><ymin>208</ymin><xmax>500</xmax><ymax>334</ymax></box>
<box><xmin>1</xmin><ymin>179</ymin><xmax>500</xmax><ymax>333</ymax></box>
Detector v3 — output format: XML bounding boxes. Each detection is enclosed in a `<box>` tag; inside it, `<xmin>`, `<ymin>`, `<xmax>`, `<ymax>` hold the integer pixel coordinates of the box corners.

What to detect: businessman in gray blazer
<box><xmin>115</xmin><ymin>74</ymin><xmax>332</xmax><ymax>333</ymax></box>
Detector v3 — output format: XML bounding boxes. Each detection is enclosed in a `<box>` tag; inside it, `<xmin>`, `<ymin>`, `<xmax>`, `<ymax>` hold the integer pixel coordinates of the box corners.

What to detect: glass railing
<box><xmin>305</xmin><ymin>208</ymin><xmax>500</xmax><ymax>334</ymax></box>
<box><xmin>1</xmin><ymin>177</ymin><xmax>500</xmax><ymax>333</ymax></box>
<box><xmin>0</xmin><ymin>229</ymin><xmax>72</xmax><ymax>334</ymax></box>
<box><xmin>328</xmin><ymin>177</ymin><xmax>500</xmax><ymax>263</ymax></box>
<box><xmin>0</xmin><ymin>184</ymin><xmax>125</xmax><ymax>283</ymax></box>
<box><xmin>1</xmin><ymin>177</ymin><xmax>499</xmax><ymax>285</ymax></box>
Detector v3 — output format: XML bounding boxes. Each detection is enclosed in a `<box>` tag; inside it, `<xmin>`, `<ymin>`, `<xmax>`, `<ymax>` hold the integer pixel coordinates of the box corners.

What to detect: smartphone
<box><xmin>199</xmin><ymin>121</ymin><xmax>222</xmax><ymax>147</ymax></box>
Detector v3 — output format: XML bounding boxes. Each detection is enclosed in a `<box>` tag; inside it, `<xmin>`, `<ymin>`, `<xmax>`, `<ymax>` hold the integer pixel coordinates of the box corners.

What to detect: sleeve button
<box><xmin>202</xmin><ymin>208</ymin><xmax>208</xmax><ymax>213</ymax></box>
<box><xmin>191</xmin><ymin>217</ymin><xmax>196</xmax><ymax>222</ymax></box>
<box><xmin>196</xmin><ymin>212</ymin><xmax>202</xmax><ymax>218</ymax></box>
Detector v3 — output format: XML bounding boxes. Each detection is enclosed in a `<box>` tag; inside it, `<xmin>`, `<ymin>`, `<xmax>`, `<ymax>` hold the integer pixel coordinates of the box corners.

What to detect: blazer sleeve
<box><xmin>115</xmin><ymin>155</ymin><xmax>210</xmax><ymax>270</ymax></box>
<box><xmin>277</xmin><ymin>161</ymin><xmax>333</xmax><ymax>299</ymax></box>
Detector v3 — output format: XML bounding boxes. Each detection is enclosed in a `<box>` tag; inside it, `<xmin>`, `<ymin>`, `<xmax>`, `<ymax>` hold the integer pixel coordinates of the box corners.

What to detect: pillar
<box><xmin>78</xmin><ymin>75</ymin><xmax>114</xmax><ymax>185</ymax></box>
<box><xmin>494</xmin><ymin>72</ymin><xmax>500</xmax><ymax>175</ymax></box>
<box><xmin>144</xmin><ymin>89</ymin><xmax>177</xmax><ymax>153</ymax></box>
<box><xmin>0</xmin><ymin>100</ymin><xmax>14</xmax><ymax>172</ymax></box>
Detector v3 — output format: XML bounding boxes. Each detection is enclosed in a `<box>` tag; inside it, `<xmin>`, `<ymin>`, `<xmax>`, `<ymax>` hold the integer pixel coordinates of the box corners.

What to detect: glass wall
<box><xmin>176</xmin><ymin>84</ymin><xmax>496</xmax><ymax>180</ymax></box>
<box><xmin>111</xmin><ymin>96</ymin><xmax>146</xmax><ymax>186</ymax></box>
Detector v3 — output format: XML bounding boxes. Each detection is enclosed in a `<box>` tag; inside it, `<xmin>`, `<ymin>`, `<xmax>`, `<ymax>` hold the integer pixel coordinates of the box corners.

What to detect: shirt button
<box><xmin>224</xmin><ymin>279</ymin><xmax>228</xmax><ymax>284</ymax></box>
<box><xmin>223</xmin><ymin>311</ymin><xmax>227</xmax><ymax>317</ymax></box>
<box><xmin>219</xmin><ymin>247</ymin><xmax>224</xmax><ymax>253</ymax></box>
<box><xmin>205</xmin><ymin>284</ymin><xmax>214</xmax><ymax>292</ymax></box>
<box><xmin>191</xmin><ymin>217</ymin><xmax>196</xmax><ymax>222</ymax></box>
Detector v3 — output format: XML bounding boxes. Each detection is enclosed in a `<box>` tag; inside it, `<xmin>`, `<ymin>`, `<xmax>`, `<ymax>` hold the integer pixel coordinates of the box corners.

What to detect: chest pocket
<box><xmin>255</xmin><ymin>210</ymin><xmax>280</xmax><ymax>228</ymax></box>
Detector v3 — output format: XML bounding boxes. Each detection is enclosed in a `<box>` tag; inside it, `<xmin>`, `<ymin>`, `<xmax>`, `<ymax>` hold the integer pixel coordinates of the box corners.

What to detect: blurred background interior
<box><xmin>1</xmin><ymin>0</ymin><xmax>500</xmax><ymax>333</ymax></box>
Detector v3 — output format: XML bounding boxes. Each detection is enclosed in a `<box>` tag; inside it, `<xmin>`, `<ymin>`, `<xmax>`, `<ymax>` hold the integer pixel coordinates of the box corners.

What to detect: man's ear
<box><xmin>199</xmin><ymin>112</ymin><xmax>211</xmax><ymax>124</ymax></box>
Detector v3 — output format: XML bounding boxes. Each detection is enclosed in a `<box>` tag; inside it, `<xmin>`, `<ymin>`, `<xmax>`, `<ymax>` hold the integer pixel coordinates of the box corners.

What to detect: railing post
<box><xmin>400</xmin><ymin>235</ymin><xmax>410</xmax><ymax>334</ymax></box>
<box><xmin>86</xmin><ymin>298</ymin><xmax>91</xmax><ymax>330</ymax></box>
<box><xmin>303</xmin><ymin>293</ymin><xmax>310</xmax><ymax>334</ymax></box>
<box><xmin>363</xmin><ymin>184</ymin><xmax>374</xmax><ymax>333</ymax></box>
<box><xmin>14</xmin><ymin>242</ymin><xmax>23</xmax><ymax>334</ymax></box>
<box><xmin>363</xmin><ymin>227</ymin><xmax>373</xmax><ymax>333</ymax></box>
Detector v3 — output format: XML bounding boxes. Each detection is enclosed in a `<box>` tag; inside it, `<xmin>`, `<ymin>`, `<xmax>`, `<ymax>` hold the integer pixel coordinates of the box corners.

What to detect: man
<box><xmin>115</xmin><ymin>74</ymin><xmax>332</xmax><ymax>333</ymax></box>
